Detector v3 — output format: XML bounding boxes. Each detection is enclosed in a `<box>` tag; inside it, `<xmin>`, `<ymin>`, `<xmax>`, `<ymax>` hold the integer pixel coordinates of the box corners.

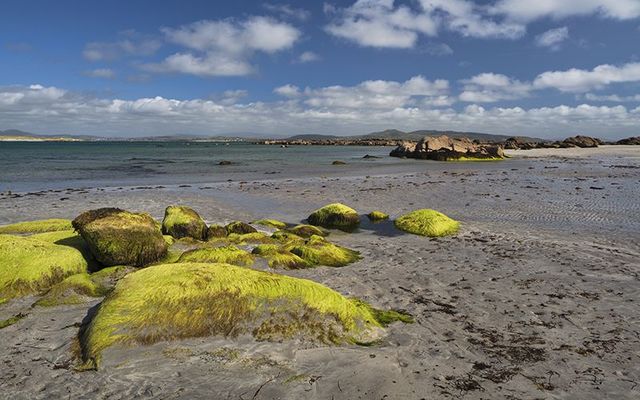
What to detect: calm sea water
<box><xmin>0</xmin><ymin>141</ymin><xmax>412</xmax><ymax>192</ymax></box>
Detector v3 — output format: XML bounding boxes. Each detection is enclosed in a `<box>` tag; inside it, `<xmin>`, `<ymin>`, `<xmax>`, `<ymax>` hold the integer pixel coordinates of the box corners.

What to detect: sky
<box><xmin>1</xmin><ymin>0</ymin><xmax>640</xmax><ymax>139</ymax></box>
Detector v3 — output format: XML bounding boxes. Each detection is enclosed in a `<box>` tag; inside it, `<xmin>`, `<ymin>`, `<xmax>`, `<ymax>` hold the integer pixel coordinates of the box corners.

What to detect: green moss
<box><xmin>0</xmin><ymin>313</ymin><xmax>26</xmax><ymax>329</ymax></box>
<box><xmin>225</xmin><ymin>221</ymin><xmax>257</xmax><ymax>235</ymax></box>
<box><xmin>163</xmin><ymin>235</ymin><xmax>175</xmax><ymax>246</ymax></box>
<box><xmin>227</xmin><ymin>232</ymin><xmax>275</xmax><ymax>244</ymax></box>
<box><xmin>178</xmin><ymin>246</ymin><xmax>254</xmax><ymax>266</ymax></box>
<box><xmin>252</xmin><ymin>219</ymin><xmax>287</xmax><ymax>229</ymax></box>
<box><xmin>0</xmin><ymin>234</ymin><xmax>88</xmax><ymax>300</ymax></box>
<box><xmin>367</xmin><ymin>211</ymin><xmax>389</xmax><ymax>221</ymax></box>
<box><xmin>252</xmin><ymin>244</ymin><xmax>312</xmax><ymax>269</ymax></box>
<box><xmin>287</xmin><ymin>235</ymin><xmax>361</xmax><ymax>267</ymax></box>
<box><xmin>35</xmin><ymin>272</ymin><xmax>106</xmax><ymax>307</ymax></box>
<box><xmin>0</xmin><ymin>218</ymin><xmax>72</xmax><ymax>234</ymax></box>
<box><xmin>73</xmin><ymin>208</ymin><xmax>168</xmax><ymax>267</ymax></box>
<box><xmin>206</xmin><ymin>225</ymin><xmax>228</xmax><ymax>240</ymax></box>
<box><xmin>288</xmin><ymin>224</ymin><xmax>328</xmax><ymax>238</ymax></box>
<box><xmin>161</xmin><ymin>205</ymin><xmax>207</xmax><ymax>240</ymax></box>
<box><xmin>81</xmin><ymin>262</ymin><xmax>402</xmax><ymax>367</ymax></box>
<box><xmin>371</xmin><ymin>309</ymin><xmax>414</xmax><ymax>325</ymax></box>
<box><xmin>307</xmin><ymin>203</ymin><xmax>360</xmax><ymax>231</ymax></box>
<box><xmin>271</xmin><ymin>230</ymin><xmax>305</xmax><ymax>243</ymax></box>
<box><xmin>394</xmin><ymin>209</ymin><xmax>460</xmax><ymax>237</ymax></box>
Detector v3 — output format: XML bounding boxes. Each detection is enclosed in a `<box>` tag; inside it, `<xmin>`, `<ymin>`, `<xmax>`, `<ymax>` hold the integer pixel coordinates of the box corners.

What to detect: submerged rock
<box><xmin>394</xmin><ymin>209</ymin><xmax>459</xmax><ymax>237</ymax></box>
<box><xmin>367</xmin><ymin>211</ymin><xmax>389</xmax><ymax>221</ymax></box>
<box><xmin>0</xmin><ymin>234</ymin><xmax>88</xmax><ymax>301</ymax></box>
<box><xmin>390</xmin><ymin>135</ymin><xmax>504</xmax><ymax>161</ymax></box>
<box><xmin>178</xmin><ymin>245</ymin><xmax>254</xmax><ymax>266</ymax></box>
<box><xmin>0</xmin><ymin>218</ymin><xmax>72</xmax><ymax>234</ymax></box>
<box><xmin>73</xmin><ymin>208</ymin><xmax>168</xmax><ymax>267</ymax></box>
<box><xmin>225</xmin><ymin>221</ymin><xmax>257</xmax><ymax>235</ymax></box>
<box><xmin>80</xmin><ymin>262</ymin><xmax>409</xmax><ymax>367</ymax></box>
<box><xmin>307</xmin><ymin>203</ymin><xmax>360</xmax><ymax>230</ymax></box>
<box><xmin>162</xmin><ymin>205</ymin><xmax>207</xmax><ymax>240</ymax></box>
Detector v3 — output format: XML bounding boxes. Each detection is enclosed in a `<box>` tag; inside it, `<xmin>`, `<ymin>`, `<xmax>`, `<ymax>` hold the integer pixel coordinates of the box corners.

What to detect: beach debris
<box><xmin>80</xmin><ymin>262</ymin><xmax>410</xmax><ymax>367</ymax></box>
<box><xmin>367</xmin><ymin>211</ymin><xmax>389</xmax><ymax>221</ymax></box>
<box><xmin>307</xmin><ymin>203</ymin><xmax>360</xmax><ymax>230</ymax></box>
<box><xmin>0</xmin><ymin>234</ymin><xmax>88</xmax><ymax>301</ymax></box>
<box><xmin>0</xmin><ymin>218</ymin><xmax>73</xmax><ymax>234</ymax></box>
<box><xmin>178</xmin><ymin>245</ymin><xmax>254</xmax><ymax>266</ymax></box>
<box><xmin>394</xmin><ymin>209</ymin><xmax>460</xmax><ymax>237</ymax></box>
<box><xmin>390</xmin><ymin>135</ymin><xmax>504</xmax><ymax>161</ymax></box>
<box><xmin>162</xmin><ymin>205</ymin><xmax>208</xmax><ymax>240</ymax></box>
<box><xmin>73</xmin><ymin>208</ymin><xmax>168</xmax><ymax>267</ymax></box>
<box><xmin>225</xmin><ymin>221</ymin><xmax>257</xmax><ymax>235</ymax></box>
<box><xmin>251</xmin><ymin>219</ymin><xmax>288</xmax><ymax>229</ymax></box>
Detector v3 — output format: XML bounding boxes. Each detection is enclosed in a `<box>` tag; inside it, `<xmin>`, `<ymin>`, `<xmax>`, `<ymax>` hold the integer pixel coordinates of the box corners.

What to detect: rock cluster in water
<box><xmin>390</xmin><ymin>135</ymin><xmax>505</xmax><ymax>161</ymax></box>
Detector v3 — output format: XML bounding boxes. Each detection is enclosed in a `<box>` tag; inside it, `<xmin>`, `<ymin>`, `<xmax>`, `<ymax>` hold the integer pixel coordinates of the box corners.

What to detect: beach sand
<box><xmin>1</xmin><ymin>146</ymin><xmax>639</xmax><ymax>399</ymax></box>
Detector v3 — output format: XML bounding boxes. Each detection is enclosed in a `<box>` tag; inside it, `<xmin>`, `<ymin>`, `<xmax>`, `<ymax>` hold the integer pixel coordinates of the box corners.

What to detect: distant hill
<box><xmin>287</xmin><ymin>129</ymin><xmax>545</xmax><ymax>143</ymax></box>
<box><xmin>0</xmin><ymin>129</ymin><xmax>99</xmax><ymax>141</ymax></box>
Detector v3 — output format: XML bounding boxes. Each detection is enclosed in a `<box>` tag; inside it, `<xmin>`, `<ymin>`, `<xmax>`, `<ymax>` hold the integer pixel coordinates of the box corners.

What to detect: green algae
<box><xmin>206</xmin><ymin>225</ymin><xmax>228</xmax><ymax>240</ymax></box>
<box><xmin>0</xmin><ymin>313</ymin><xmax>26</xmax><ymax>329</ymax></box>
<box><xmin>286</xmin><ymin>235</ymin><xmax>361</xmax><ymax>267</ymax></box>
<box><xmin>367</xmin><ymin>211</ymin><xmax>389</xmax><ymax>221</ymax></box>
<box><xmin>178</xmin><ymin>245</ymin><xmax>254</xmax><ymax>266</ymax></box>
<box><xmin>227</xmin><ymin>232</ymin><xmax>275</xmax><ymax>244</ymax></box>
<box><xmin>287</xmin><ymin>224</ymin><xmax>328</xmax><ymax>238</ymax></box>
<box><xmin>0</xmin><ymin>234</ymin><xmax>88</xmax><ymax>300</ymax></box>
<box><xmin>34</xmin><ymin>272</ymin><xmax>104</xmax><ymax>307</ymax></box>
<box><xmin>80</xmin><ymin>262</ymin><xmax>408</xmax><ymax>367</ymax></box>
<box><xmin>252</xmin><ymin>219</ymin><xmax>287</xmax><ymax>230</ymax></box>
<box><xmin>271</xmin><ymin>230</ymin><xmax>305</xmax><ymax>243</ymax></box>
<box><xmin>252</xmin><ymin>244</ymin><xmax>312</xmax><ymax>269</ymax></box>
<box><xmin>73</xmin><ymin>208</ymin><xmax>168</xmax><ymax>267</ymax></box>
<box><xmin>0</xmin><ymin>219</ymin><xmax>72</xmax><ymax>234</ymax></box>
<box><xmin>307</xmin><ymin>203</ymin><xmax>360</xmax><ymax>231</ymax></box>
<box><xmin>225</xmin><ymin>221</ymin><xmax>257</xmax><ymax>235</ymax></box>
<box><xmin>161</xmin><ymin>205</ymin><xmax>208</xmax><ymax>240</ymax></box>
<box><xmin>394</xmin><ymin>209</ymin><xmax>460</xmax><ymax>237</ymax></box>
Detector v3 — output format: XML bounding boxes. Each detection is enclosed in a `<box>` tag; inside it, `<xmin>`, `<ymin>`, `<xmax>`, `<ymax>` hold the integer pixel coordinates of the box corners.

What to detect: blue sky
<box><xmin>1</xmin><ymin>0</ymin><xmax>640</xmax><ymax>139</ymax></box>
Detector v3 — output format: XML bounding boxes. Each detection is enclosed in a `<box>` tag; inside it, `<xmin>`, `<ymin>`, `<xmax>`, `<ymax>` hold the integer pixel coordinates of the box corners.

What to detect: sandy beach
<box><xmin>1</xmin><ymin>146</ymin><xmax>639</xmax><ymax>399</ymax></box>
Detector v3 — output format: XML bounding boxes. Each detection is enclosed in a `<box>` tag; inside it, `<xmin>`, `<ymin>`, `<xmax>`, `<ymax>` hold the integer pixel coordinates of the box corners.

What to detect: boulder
<box><xmin>562</xmin><ymin>135</ymin><xmax>601</xmax><ymax>148</ymax></box>
<box><xmin>394</xmin><ymin>209</ymin><xmax>460</xmax><ymax>237</ymax></box>
<box><xmin>503</xmin><ymin>137</ymin><xmax>540</xmax><ymax>150</ymax></box>
<box><xmin>390</xmin><ymin>135</ymin><xmax>504</xmax><ymax>161</ymax></box>
<box><xmin>73</xmin><ymin>208</ymin><xmax>168</xmax><ymax>267</ymax></box>
<box><xmin>287</xmin><ymin>235</ymin><xmax>361</xmax><ymax>267</ymax></box>
<box><xmin>162</xmin><ymin>205</ymin><xmax>207</xmax><ymax>240</ymax></box>
<box><xmin>206</xmin><ymin>225</ymin><xmax>227</xmax><ymax>239</ymax></box>
<box><xmin>616</xmin><ymin>136</ymin><xmax>640</xmax><ymax>145</ymax></box>
<box><xmin>225</xmin><ymin>221</ymin><xmax>257</xmax><ymax>235</ymax></box>
<box><xmin>389</xmin><ymin>141</ymin><xmax>416</xmax><ymax>157</ymax></box>
<box><xmin>332</xmin><ymin>160</ymin><xmax>347</xmax><ymax>165</ymax></box>
<box><xmin>287</xmin><ymin>224</ymin><xmax>328</xmax><ymax>238</ymax></box>
<box><xmin>367</xmin><ymin>211</ymin><xmax>389</xmax><ymax>221</ymax></box>
<box><xmin>177</xmin><ymin>245</ymin><xmax>254</xmax><ymax>266</ymax></box>
<box><xmin>307</xmin><ymin>203</ymin><xmax>360</xmax><ymax>231</ymax></box>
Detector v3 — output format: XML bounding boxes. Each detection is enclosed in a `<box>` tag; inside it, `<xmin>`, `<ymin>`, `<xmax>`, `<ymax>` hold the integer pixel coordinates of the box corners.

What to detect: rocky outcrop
<box><xmin>161</xmin><ymin>206</ymin><xmax>207</xmax><ymax>240</ymax></box>
<box><xmin>616</xmin><ymin>136</ymin><xmax>640</xmax><ymax>145</ymax></box>
<box><xmin>503</xmin><ymin>137</ymin><xmax>540</xmax><ymax>150</ymax></box>
<box><xmin>561</xmin><ymin>136</ymin><xmax>602</xmax><ymax>148</ymax></box>
<box><xmin>390</xmin><ymin>135</ymin><xmax>504</xmax><ymax>161</ymax></box>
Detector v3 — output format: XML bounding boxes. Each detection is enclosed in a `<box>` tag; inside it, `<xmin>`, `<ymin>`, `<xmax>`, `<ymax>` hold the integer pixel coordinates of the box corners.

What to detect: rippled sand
<box><xmin>1</xmin><ymin>146</ymin><xmax>639</xmax><ymax>399</ymax></box>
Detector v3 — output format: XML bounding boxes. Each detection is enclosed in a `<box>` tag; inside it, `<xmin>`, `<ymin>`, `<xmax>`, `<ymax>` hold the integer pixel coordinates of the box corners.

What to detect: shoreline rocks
<box><xmin>390</xmin><ymin>135</ymin><xmax>505</xmax><ymax>161</ymax></box>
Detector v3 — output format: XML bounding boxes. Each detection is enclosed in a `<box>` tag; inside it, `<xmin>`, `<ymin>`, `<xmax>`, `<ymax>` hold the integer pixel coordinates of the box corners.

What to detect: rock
<box><xmin>218</xmin><ymin>160</ymin><xmax>234</xmax><ymax>165</ymax></box>
<box><xmin>0</xmin><ymin>234</ymin><xmax>88</xmax><ymax>301</ymax></box>
<box><xmin>367</xmin><ymin>211</ymin><xmax>389</xmax><ymax>221</ymax></box>
<box><xmin>390</xmin><ymin>135</ymin><xmax>504</xmax><ymax>161</ymax></box>
<box><xmin>80</xmin><ymin>262</ymin><xmax>410</xmax><ymax>367</ymax></box>
<box><xmin>177</xmin><ymin>245</ymin><xmax>254</xmax><ymax>266</ymax></box>
<box><xmin>332</xmin><ymin>160</ymin><xmax>347</xmax><ymax>165</ymax></box>
<box><xmin>616</xmin><ymin>136</ymin><xmax>640</xmax><ymax>145</ymax></box>
<box><xmin>251</xmin><ymin>219</ymin><xmax>287</xmax><ymax>229</ymax></box>
<box><xmin>394</xmin><ymin>209</ymin><xmax>460</xmax><ymax>237</ymax></box>
<box><xmin>252</xmin><ymin>244</ymin><xmax>312</xmax><ymax>269</ymax></box>
<box><xmin>307</xmin><ymin>203</ymin><xmax>360</xmax><ymax>231</ymax></box>
<box><xmin>162</xmin><ymin>205</ymin><xmax>207</xmax><ymax>240</ymax></box>
<box><xmin>0</xmin><ymin>218</ymin><xmax>72</xmax><ymax>234</ymax></box>
<box><xmin>73</xmin><ymin>208</ymin><xmax>168</xmax><ymax>267</ymax></box>
<box><xmin>562</xmin><ymin>135</ymin><xmax>601</xmax><ymax>148</ymax></box>
<box><xmin>287</xmin><ymin>235</ymin><xmax>361</xmax><ymax>267</ymax></box>
<box><xmin>362</xmin><ymin>154</ymin><xmax>381</xmax><ymax>159</ymax></box>
<box><xmin>206</xmin><ymin>225</ymin><xmax>227</xmax><ymax>239</ymax></box>
<box><xmin>225</xmin><ymin>221</ymin><xmax>257</xmax><ymax>235</ymax></box>
<box><xmin>288</xmin><ymin>224</ymin><xmax>328</xmax><ymax>238</ymax></box>
<box><xmin>503</xmin><ymin>137</ymin><xmax>540</xmax><ymax>150</ymax></box>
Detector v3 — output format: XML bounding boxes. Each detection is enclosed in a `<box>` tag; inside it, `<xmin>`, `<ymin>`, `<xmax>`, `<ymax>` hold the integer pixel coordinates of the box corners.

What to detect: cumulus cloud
<box><xmin>460</xmin><ymin>73</ymin><xmax>531</xmax><ymax>102</ymax></box>
<box><xmin>297</xmin><ymin>51</ymin><xmax>321</xmax><ymax>63</ymax></box>
<box><xmin>491</xmin><ymin>0</ymin><xmax>640</xmax><ymax>22</ymax></box>
<box><xmin>263</xmin><ymin>3</ymin><xmax>311</xmax><ymax>20</ymax></box>
<box><xmin>535</xmin><ymin>27</ymin><xmax>569</xmax><ymax>50</ymax></box>
<box><xmin>83</xmin><ymin>31</ymin><xmax>161</xmax><ymax>61</ymax></box>
<box><xmin>584</xmin><ymin>93</ymin><xmax>640</xmax><ymax>102</ymax></box>
<box><xmin>143</xmin><ymin>17</ymin><xmax>300</xmax><ymax>76</ymax></box>
<box><xmin>84</xmin><ymin>68</ymin><xmax>116</xmax><ymax>79</ymax></box>
<box><xmin>0</xmin><ymin>83</ymin><xmax>638</xmax><ymax>138</ymax></box>
<box><xmin>274</xmin><ymin>84</ymin><xmax>301</xmax><ymax>97</ymax></box>
<box><xmin>533</xmin><ymin>62</ymin><xmax>640</xmax><ymax>92</ymax></box>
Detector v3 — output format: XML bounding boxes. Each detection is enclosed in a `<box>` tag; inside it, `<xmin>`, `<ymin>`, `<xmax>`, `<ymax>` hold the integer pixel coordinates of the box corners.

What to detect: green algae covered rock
<box><xmin>394</xmin><ymin>209</ymin><xmax>460</xmax><ymax>237</ymax></box>
<box><xmin>307</xmin><ymin>203</ymin><xmax>360</xmax><ymax>231</ymax></box>
<box><xmin>206</xmin><ymin>225</ymin><xmax>227</xmax><ymax>240</ymax></box>
<box><xmin>0</xmin><ymin>218</ymin><xmax>73</xmax><ymax>234</ymax></box>
<box><xmin>81</xmin><ymin>262</ymin><xmax>408</xmax><ymax>366</ymax></box>
<box><xmin>34</xmin><ymin>272</ymin><xmax>104</xmax><ymax>307</ymax></box>
<box><xmin>225</xmin><ymin>221</ymin><xmax>257</xmax><ymax>235</ymax></box>
<box><xmin>271</xmin><ymin>230</ymin><xmax>305</xmax><ymax>243</ymax></box>
<box><xmin>161</xmin><ymin>205</ymin><xmax>207</xmax><ymax>240</ymax></box>
<box><xmin>0</xmin><ymin>234</ymin><xmax>88</xmax><ymax>301</ymax></box>
<box><xmin>73</xmin><ymin>208</ymin><xmax>168</xmax><ymax>267</ymax></box>
<box><xmin>252</xmin><ymin>244</ymin><xmax>312</xmax><ymax>269</ymax></box>
<box><xmin>288</xmin><ymin>224</ymin><xmax>328</xmax><ymax>238</ymax></box>
<box><xmin>287</xmin><ymin>235</ymin><xmax>361</xmax><ymax>267</ymax></box>
<box><xmin>367</xmin><ymin>211</ymin><xmax>389</xmax><ymax>221</ymax></box>
<box><xmin>252</xmin><ymin>219</ymin><xmax>287</xmax><ymax>230</ymax></box>
<box><xmin>178</xmin><ymin>245</ymin><xmax>254</xmax><ymax>266</ymax></box>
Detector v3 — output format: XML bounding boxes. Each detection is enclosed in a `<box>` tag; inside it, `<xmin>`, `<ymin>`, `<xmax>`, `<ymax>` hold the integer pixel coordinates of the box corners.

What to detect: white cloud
<box><xmin>584</xmin><ymin>93</ymin><xmax>640</xmax><ymax>102</ymax></box>
<box><xmin>263</xmin><ymin>3</ymin><xmax>311</xmax><ymax>20</ymax></box>
<box><xmin>423</xmin><ymin>42</ymin><xmax>454</xmax><ymax>56</ymax></box>
<box><xmin>491</xmin><ymin>0</ymin><xmax>640</xmax><ymax>22</ymax></box>
<box><xmin>535</xmin><ymin>26</ymin><xmax>569</xmax><ymax>50</ymax></box>
<box><xmin>83</xmin><ymin>32</ymin><xmax>161</xmax><ymax>61</ymax></box>
<box><xmin>533</xmin><ymin>62</ymin><xmax>640</xmax><ymax>92</ymax></box>
<box><xmin>460</xmin><ymin>73</ymin><xmax>532</xmax><ymax>102</ymax></box>
<box><xmin>1</xmin><ymin>83</ymin><xmax>638</xmax><ymax>139</ymax></box>
<box><xmin>274</xmin><ymin>84</ymin><xmax>301</xmax><ymax>97</ymax></box>
<box><xmin>145</xmin><ymin>17</ymin><xmax>300</xmax><ymax>77</ymax></box>
<box><xmin>84</xmin><ymin>68</ymin><xmax>116</xmax><ymax>79</ymax></box>
<box><xmin>297</xmin><ymin>51</ymin><xmax>321</xmax><ymax>63</ymax></box>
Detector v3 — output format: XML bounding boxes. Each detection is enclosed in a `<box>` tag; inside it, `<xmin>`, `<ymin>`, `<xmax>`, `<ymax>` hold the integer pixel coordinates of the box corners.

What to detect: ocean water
<box><xmin>0</xmin><ymin>141</ymin><xmax>414</xmax><ymax>192</ymax></box>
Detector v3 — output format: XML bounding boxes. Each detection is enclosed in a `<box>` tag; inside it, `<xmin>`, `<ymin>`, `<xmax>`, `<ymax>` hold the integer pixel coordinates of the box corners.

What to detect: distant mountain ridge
<box><xmin>287</xmin><ymin>129</ymin><xmax>545</xmax><ymax>143</ymax></box>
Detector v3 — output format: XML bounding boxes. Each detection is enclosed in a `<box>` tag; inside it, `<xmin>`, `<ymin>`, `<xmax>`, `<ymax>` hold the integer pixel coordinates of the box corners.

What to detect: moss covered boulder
<box><xmin>178</xmin><ymin>245</ymin><xmax>254</xmax><ymax>266</ymax></box>
<box><xmin>34</xmin><ymin>272</ymin><xmax>104</xmax><ymax>307</ymax></box>
<box><xmin>81</xmin><ymin>262</ymin><xmax>408</xmax><ymax>366</ymax></box>
<box><xmin>225</xmin><ymin>221</ymin><xmax>257</xmax><ymax>235</ymax></box>
<box><xmin>394</xmin><ymin>209</ymin><xmax>460</xmax><ymax>237</ymax></box>
<box><xmin>252</xmin><ymin>219</ymin><xmax>287</xmax><ymax>230</ymax></box>
<box><xmin>206</xmin><ymin>225</ymin><xmax>227</xmax><ymax>240</ymax></box>
<box><xmin>307</xmin><ymin>203</ymin><xmax>360</xmax><ymax>231</ymax></box>
<box><xmin>288</xmin><ymin>224</ymin><xmax>328</xmax><ymax>238</ymax></box>
<box><xmin>0</xmin><ymin>218</ymin><xmax>73</xmax><ymax>234</ymax></box>
<box><xmin>161</xmin><ymin>205</ymin><xmax>207</xmax><ymax>240</ymax></box>
<box><xmin>367</xmin><ymin>211</ymin><xmax>389</xmax><ymax>221</ymax></box>
<box><xmin>0</xmin><ymin>234</ymin><xmax>88</xmax><ymax>301</ymax></box>
<box><xmin>287</xmin><ymin>235</ymin><xmax>361</xmax><ymax>267</ymax></box>
<box><xmin>252</xmin><ymin>244</ymin><xmax>312</xmax><ymax>269</ymax></box>
<box><xmin>73</xmin><ymin>208</ymin><xmax>168</xmax><ymax>267</ymax></box>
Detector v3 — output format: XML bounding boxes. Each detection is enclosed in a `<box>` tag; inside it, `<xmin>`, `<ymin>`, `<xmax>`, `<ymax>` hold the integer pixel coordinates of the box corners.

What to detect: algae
<box><xmin>225</xmin><ymin>221</ymin><xmax>257</xmax><ymax>235</ymax></box>
<box><xmin>252</xmin><ymin>219</ymin><xmax>287</xmax><ymax>230</ymax></box>
<box><xmin>227</xmin><ymin>232</ymin><xmax>275</xmax><ymax>244</ymax></box>
<box><xmin>287</xmin><ymin>224</ymin><xmax>328</xmax><ymax>238</ymax></box>
<box><xmin>394</xmin><ymin>209</ymin><xmax>460</xmax><ymax>237</ymax></box>
<box><xmin>0</xmin><ymin>313</ymin><xmax>26</xmax><ymax>329</ymax></box>
<box><xmin>178</xmin><ymin>245</ymin><xmax>254</xmax><ymax>266</ymax></box>
<box><xmin>252</xmin><ymin>244</ymin><xmax>312</xmax><ymax>269</ymax></box>
<box><xmin>35</xmin><ymin>272</ymin><xmax>105</xmax><ymax>307</ymax></box>
<box><xmin>287</xmin><ymin>235</ymin><xmax>361</xmax><ymax>267</ymax></box>
<box><xmin>0</xmin><ymin>218</ymin><xmax>72</xmax><ymax>234</ymax></box>
<box><xmin>367</xmin><ymin>211</ymin><xmax>389</xmax><ymax>221</ymax></box>
<box><xmin>307</xmin><ymin>203</ymin><xmax>360</xmax><ymax>231</ymax></box>
<box><xmin>206</xmin><ymin>225</ymin><xmax>227</xmax><ymax>240</ymax></box>
<box><xmin>161</xmin><ymin>205</ymin><xmax>208</xmax><ymax>240</ymax></box>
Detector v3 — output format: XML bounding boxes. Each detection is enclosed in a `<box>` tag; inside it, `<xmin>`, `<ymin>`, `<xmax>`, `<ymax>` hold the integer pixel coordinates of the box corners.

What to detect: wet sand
<box><xmin>1</xmin><ymin>146</ymin><xmax>639</xmax><ymax>399</ymax></box>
